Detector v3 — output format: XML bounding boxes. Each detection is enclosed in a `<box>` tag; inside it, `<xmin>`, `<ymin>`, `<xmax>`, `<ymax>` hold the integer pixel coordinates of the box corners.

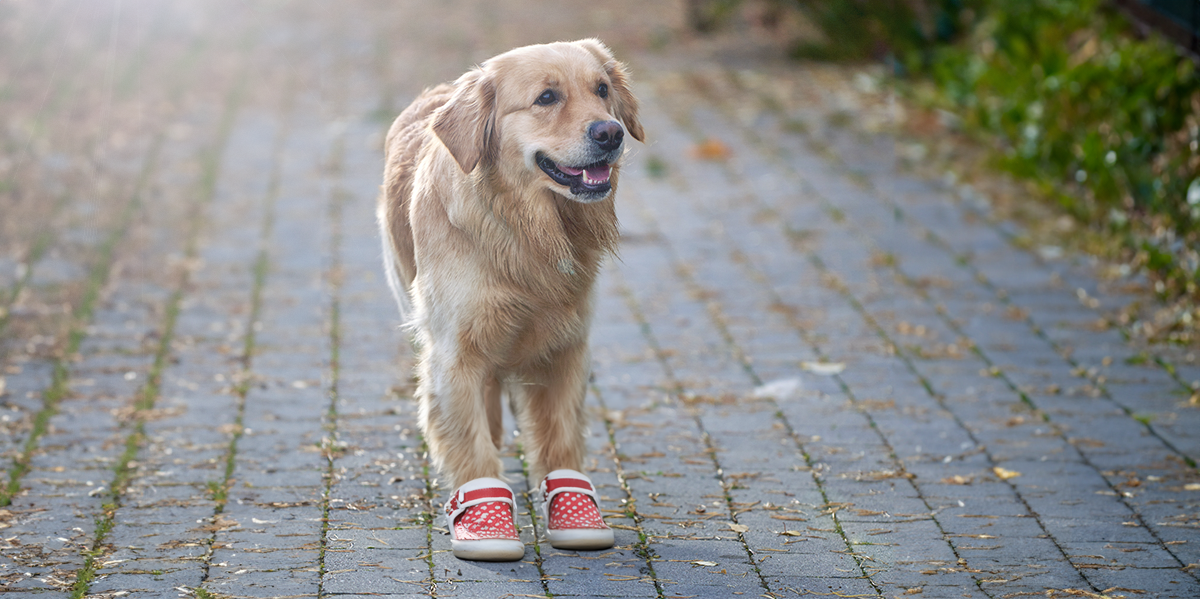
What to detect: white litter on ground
<box><xmin>801</xmin><ymin>361</ymin><xmax>846</xmax><ymax>375</ymax></box>
<box><xmin>753</xmin><ymin>378</ymin><xmax>804</xmax><ymax>400</ymax></box>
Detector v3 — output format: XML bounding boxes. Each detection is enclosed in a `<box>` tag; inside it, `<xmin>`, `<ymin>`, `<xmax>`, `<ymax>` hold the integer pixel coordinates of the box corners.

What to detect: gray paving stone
<box><xmin>3</xmin><ymin>2</ymin><xmax>1199</xmax><ymax>597</ymax></box>
<box><xmin>90</xmin><ymin>568</ymin><xmax>205</xmax><ymax>594</ymax></box>
<box><xmin>1081</xmin><ymin>567</ymin><xmax>1200</xmax><ymax>598</ymax></box>
<box><xmin>759</xmin><ymin>576</ymin><xmax>880</xmax><ymax>596</ymax></box>
<box><xmin>205</xmin><ymin>566</ymin><xmax>320</xmax><ymax>597</ymax></box>
<box><xmin>322</xmin><ymin>551</ymin><xmax>432</xmax><ymax>595</ymax></box>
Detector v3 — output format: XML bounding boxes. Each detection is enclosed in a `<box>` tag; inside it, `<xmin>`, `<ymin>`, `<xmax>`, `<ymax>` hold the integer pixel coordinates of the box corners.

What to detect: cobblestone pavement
<box><xmin>2</xmin><ymin>1</ymin><xmax>1199</xmax><ymax>598</ymax></box>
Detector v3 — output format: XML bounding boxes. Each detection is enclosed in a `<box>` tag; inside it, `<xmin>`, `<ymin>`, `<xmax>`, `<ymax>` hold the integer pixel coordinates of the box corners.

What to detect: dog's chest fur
<box><xmin>418</xmin><ymin>181</ymin><xmax>610</xmax><ymax>367</ymax></box>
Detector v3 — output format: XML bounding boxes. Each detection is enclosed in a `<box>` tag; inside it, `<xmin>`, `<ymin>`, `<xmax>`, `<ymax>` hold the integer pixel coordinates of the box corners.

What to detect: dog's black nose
<box><xmin>588</xmin><ymin>120</ymin><xmax>624</xmax><ymax>152</ymax></box>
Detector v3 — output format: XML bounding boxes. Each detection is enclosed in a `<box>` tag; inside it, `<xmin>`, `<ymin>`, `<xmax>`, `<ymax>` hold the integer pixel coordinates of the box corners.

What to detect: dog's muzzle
<box><xmin>537</xmin><ymin>154</ymin><xmax>613</xmax><ymax>198</ymax></box>
<box><xmin>536</xmin><ymin>120</ymin><xmax>625</xmax><ymax>201</ymax></box>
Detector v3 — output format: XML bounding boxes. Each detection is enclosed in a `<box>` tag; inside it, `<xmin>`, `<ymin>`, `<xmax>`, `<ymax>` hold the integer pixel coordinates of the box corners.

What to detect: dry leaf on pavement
<box><xmin>941</xmin><ymin>475</ymin><xmax>974</xmax><ymax>485</ymax></box>
<box><xmin>690</xmin><ymin>138</ymin><xmax>731</xmax><ymax>161</ymax></box>
<box><xmin>993</xmin><ymin>467</ymin><xmax>1021</xmax><ymax>480</ymax></box>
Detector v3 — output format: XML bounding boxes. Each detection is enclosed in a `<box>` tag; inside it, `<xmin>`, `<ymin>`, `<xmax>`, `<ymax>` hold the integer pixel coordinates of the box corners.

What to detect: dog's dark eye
<box><xmin>534</xmin><ymin>89</ymin><xmax>557</xmax><ymax>106</ymax></box>
<box><xmin>597</xmin><ymin>83</ymin><xmax>609</xmax><ymax>98</ymax></box>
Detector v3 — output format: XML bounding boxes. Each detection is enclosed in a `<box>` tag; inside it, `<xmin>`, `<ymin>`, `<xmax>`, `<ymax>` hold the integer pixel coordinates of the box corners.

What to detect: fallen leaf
<box><xmin>779</xmin><ymin>530</ymin><xmax>806</xmax><ymax>537</ymax></box>
<box><xmin>853</xmin><ymin>509</ymin><xmax>887</xmax><ymax>517</ymax></box>
<box><xmin>1053</xmin><ymin>589</ymin><xmax>1130</xmax><ymax>598</ymax></box>
<box><xmin>770</xmin><ymin>514</ymin><xmax>807</xmax><ymax>522</ymax></box>
<box><xmin>690</xmin><ymin>139</ymin><xmax>731</xmax><ymax>161</ymax></box>
<box><xmin>727</xmin><ymin>523</ymin><xmax>749</xmax><ymax>533</ymax></box>
<box><xmin>856</xmin><ymin>469</ymin><xmax>913</xmax><ymax>481</ymax></box>
<box><xmin>692</xmin><ymin>560</ymin><xmax>718</xmax><ymax>567</ymax></box>
<box><xmin>1098</xmin><ymin>587</ymin><xmax>1148</xmax><ymax>595</ymax></box>
<box><xmin>201</xmin><ymin>514</ymin><xmax>239</xmax><ymax>532</ymax></box>
<box><xmin>1184</xmin><ymin>483</ymin><xmax>1200</xmax><ymax>491</ymax></box>
<box><xmin>801</xmin><ymin>361</ymin><xmax>846</xmax><ymax>375</ymax></box>
<box><xmin>941</xmin><ymin>475</ymin><xmax>974</xmax><ymax>485</ymax></box>
<box><xmin>993</xmin><ymin>467</ymin><xmax>1021</xmax><ymax>480</ymax></box>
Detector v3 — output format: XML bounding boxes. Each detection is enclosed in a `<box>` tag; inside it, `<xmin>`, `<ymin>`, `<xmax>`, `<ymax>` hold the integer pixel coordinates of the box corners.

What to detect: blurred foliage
<box><xmin>689</xmin><ymin>0</ymin><xmax>747</xmax><ymax>33</ymax></box>
<box><xmin>789</xmin><ymin>0</ymin><xmax>1200</xmax><ymax>306</ymax></box>
<box><xmin>790</xmin><ymin>0</ymin><xmax>974</xmax><ymax>62</ymax></box>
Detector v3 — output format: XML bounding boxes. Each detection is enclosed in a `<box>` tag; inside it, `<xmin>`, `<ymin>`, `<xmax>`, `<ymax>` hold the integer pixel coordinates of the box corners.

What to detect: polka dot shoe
<box><xmin>539</xmin><ymin>469</ymin><xmax>614</xmax><ymax>550</ymax></box>
<box><xmin>444</xmin><ymin>478</ymin><xmax>525</xmax><ymax>561</ymax></box>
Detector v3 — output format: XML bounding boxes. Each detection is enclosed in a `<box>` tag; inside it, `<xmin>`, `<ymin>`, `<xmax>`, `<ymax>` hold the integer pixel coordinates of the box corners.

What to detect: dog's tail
<box><xmin>380</xmin><ymin>234</ymin><xmax>412</xmax><ymax>319</ymax></box>
<box><xmin>377</xmin><ymin>201</ymin><xmax>414</xmax><ymax>325</ymax></box>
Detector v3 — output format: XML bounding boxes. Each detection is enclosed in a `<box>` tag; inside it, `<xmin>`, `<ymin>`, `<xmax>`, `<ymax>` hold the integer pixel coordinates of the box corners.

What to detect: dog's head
<box><xmin>432</xmin><ymin>39</ymin><xmax>644</xmax><ymax>203</ymax></box>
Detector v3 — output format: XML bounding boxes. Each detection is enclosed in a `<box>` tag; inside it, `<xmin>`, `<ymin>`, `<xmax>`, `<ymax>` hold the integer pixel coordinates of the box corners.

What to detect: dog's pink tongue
<box><xmin>584</xmin><ymin>163</ymin><xmax>611</xmax><ymax>184</ymax></box>
<box><xmin>558</xmin><ymin>164</ymin><xmax>583</xmax><ymax>176</ymax></box>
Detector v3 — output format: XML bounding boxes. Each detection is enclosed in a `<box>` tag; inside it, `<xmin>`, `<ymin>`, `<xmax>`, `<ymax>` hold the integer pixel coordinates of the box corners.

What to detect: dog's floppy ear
<box><xmin>607</xmin><ymin>59</ymin><xmax>643</xmax><ymax>143</ymax></box>
<box><xmin>432</xmin><ymin>67</ymin><xmax>497</xmax><ymax>173</ymax></box>
<box><xmin>577</xmin><ymin>39</ymin><xmax>644</xmax><ymax>143</ymax></box>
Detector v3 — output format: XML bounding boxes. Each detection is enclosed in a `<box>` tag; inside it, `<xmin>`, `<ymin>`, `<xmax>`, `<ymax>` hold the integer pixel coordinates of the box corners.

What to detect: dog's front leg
<box><xmin>416</xmin><ymin>343</ymin><xmax>504</xmax><ymax>490</ymax></box>
<box><xmin>513</xmin><ymin>342</ymin><xmax>590</xmax><ymax>483</ymax></box>
<box><xmin>485</xmin><ymin>374</ymin><xmax>504</xmax><ymax>450</ymax></box>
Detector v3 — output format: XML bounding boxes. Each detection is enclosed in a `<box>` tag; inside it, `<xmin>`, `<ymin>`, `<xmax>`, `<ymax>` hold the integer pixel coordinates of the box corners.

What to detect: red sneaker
<box><xmin>540</xmin><ymin>469</ymin><xmax>614</xmax><ymax>550</ymax></box>
<box><xmin>444</xmin><ymin>478</ymin><xmax>525</xmax><ymax>561</ymax></box>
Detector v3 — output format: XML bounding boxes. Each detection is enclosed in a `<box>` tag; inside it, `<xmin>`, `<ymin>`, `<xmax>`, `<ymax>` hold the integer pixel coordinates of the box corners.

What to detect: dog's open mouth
<box><xmin>537</xmin><ymin>153</ymin><xmax>612</xmax><ymax>199</ymax></box>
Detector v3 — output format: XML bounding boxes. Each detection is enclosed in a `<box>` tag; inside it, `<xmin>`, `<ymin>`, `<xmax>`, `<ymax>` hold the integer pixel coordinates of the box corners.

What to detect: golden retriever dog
<box><xmin>377</xmin><ymin>39</ymin><xmax>642</xmax><ymax>561</ymax></box>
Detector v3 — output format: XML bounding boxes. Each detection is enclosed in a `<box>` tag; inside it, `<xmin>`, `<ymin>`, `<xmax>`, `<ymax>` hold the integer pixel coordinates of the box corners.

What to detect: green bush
<box><xmin>795</xmin><ymin>0</ymin><xmax>1200</xmax><ymax>298</ymax></box>
<box><xmin>791</xmin><ymin>0</ymin><xmax>977</xmax><ymax>62</ymax></box>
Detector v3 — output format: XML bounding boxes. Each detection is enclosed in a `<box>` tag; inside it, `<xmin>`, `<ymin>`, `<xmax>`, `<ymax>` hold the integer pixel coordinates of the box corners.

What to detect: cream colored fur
<box><xmin>377</xmin><ymin>39</ymin><xmax>643</xmax><ymax>489</ymax></box>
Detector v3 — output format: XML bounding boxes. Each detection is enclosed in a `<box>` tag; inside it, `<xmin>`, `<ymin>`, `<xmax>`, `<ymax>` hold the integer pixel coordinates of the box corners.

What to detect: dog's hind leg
<box><xmin>513</xmin><ymin>343</ymin><xmax>590</xmax><ymax>483</ymax></box>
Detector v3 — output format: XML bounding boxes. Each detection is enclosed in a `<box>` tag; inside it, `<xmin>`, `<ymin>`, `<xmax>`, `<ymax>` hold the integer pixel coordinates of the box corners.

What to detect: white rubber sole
<box><xmin>546</xmin><ymin>527</ymin><xmax>615</xmax><ymax>550</ymax></box>
<box><xmin>450</xmin><ymin>538</ymin><xmax>525</xmax><ymax>561</ymax></box>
